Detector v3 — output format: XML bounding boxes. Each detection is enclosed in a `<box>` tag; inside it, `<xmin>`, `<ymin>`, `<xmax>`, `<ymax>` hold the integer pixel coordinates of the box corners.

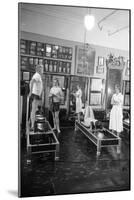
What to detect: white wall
<box><xmin>19</xmin><ymin>4</ymin><xmax>129</xmax><ymax>51</ymax></box>
<box><xmin>21</xmin><ymin>31</ymin><xmax>129</xmax><ymax>81</ymax></box>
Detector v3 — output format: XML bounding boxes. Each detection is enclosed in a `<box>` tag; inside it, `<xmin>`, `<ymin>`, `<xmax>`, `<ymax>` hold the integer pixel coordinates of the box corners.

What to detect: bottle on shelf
<box><xmin>58</xmin><ymin>62</ymin><xmax>62</xmax><ymax>73</ymax></box>
<box><xmin>68</xmin><ymin>48</ymin><xmax>72</xmax><ymax>60</ymax></box>
<box><xmin>29</xmin><ymin>57</ymin><xmax>34</xmax><ymax>70</ymax></box>
<box><xmin>63</xmin><ymin>62</ymin><xmax>66</xmax><ymax>73</ymax></box>
<box><xmin>39</xmin><ymin>59</ymin><xmax>43</xmax><ymax>65</ymax></box>
<box><xmin>53</xmin><ymin>61</ymin><xmax>57</xmax><ymax>73</ymax></box>
<box><xmin>62</xmin><ymin>47</ymin><xmax>66</xmax><ymax>59</ymax></box>
<box><xmin>58</xmin><ymin>46</ymin><xmax>62</xmax><ymax>59</ymax></box>
<box><xmin>67</xmin><ymin>63</ymin><xmax>71</xmax><ymax>74</ymax></box>
<box><xmin>65</xmin><ymin>48</ymin><xmax>68</xmax><ymax>59</ymax></box>
<box><xmin>49</xmin><ymin>60</ymin><xmax>53</xmax><ymax>72</ymax></box>
<box><xmin>44</xmin><ymin>60</ymin><xmax>49</xmax><ymax>72</ymax></box>
<box><xmin>34</xmin><ymin>58</ymin><xmax>39</xmax><ymax>66</ymax></box>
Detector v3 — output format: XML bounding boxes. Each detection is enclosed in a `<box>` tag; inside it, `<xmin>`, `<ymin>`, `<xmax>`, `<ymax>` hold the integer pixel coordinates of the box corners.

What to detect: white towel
<box><xmin>84</xmin><ymin>106</ymin><xmax>95</xmax><ymax>121</ymax></box>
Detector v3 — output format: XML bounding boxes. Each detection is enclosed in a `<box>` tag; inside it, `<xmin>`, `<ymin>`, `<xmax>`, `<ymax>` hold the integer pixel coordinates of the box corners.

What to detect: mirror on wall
<box><xmin>106</xmin><ymin>65</ymin><xmax>124</xmax><ymax>111</ymax></box>
<box><xmin>69</xmin><ymin>75</ymin><xmax>88</xmax><ymax>115</ymax></box>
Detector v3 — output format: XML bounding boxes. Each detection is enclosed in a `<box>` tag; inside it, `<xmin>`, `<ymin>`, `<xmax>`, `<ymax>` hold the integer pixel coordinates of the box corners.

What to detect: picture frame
<box><xmin>91</xmin><ymin>78</ymin><xmax>102</xmax><ymax>91</ymax></box>
<box><xmin>96</xmin><ymin>65</ymin><xmax>104</xmax><ymax>74</ymax></box>
<box><xmin>75</xmin><ymin>45</ymin><xmax>96</xmax><ymax>76</ymax></box>
<box><xmin>98</xmin><ymin>56</ymin><xmax>104</xmax><ymax>66</ymax></box>
<box><xmin>22</xmin><ymin>71</ymin><xmax>30</xmax><ymax>81</ymax></box>
<box><xmin>90</xmin><ymin>93</ymin><xmax>102</xmax><ymax>105</ymax></box>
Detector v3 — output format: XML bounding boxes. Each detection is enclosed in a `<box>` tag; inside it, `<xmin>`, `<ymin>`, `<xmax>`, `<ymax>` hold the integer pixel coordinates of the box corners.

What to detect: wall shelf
<box><xmin>20</xmin><ymin>39</ymin><xmax>73</xmax><ymax>76</ymax></box>
<box><xmin>20</xmin><ymin>53</ymin><xmax>72</xmax><ymax>63</ymax></box>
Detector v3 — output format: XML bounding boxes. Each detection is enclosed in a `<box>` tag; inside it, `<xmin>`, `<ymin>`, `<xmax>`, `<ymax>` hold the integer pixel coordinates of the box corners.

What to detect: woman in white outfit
<box><xmin>109</xmin><ymin>84</ymin><xmax>123</xmax><ymax>137</ymax></box>
<box><xmin>73</xmin><ymin>84</ymin><xmax>82</xmax><ymax>122</ymax></box>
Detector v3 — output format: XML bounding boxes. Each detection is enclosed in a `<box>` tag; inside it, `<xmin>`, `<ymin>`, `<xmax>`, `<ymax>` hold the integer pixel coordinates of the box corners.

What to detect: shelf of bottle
<box><xmin>20</xmin><ymin>53</ymin><xmax>72</xmax><ymax>63</ymax></box>
<box><xmin>20</xmin><ymin>68</ymin><xmax>71</xmax><ymax>76</ymax></box>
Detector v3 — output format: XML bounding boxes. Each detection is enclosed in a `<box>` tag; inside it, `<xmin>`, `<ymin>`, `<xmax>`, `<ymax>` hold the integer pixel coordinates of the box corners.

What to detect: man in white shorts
<box><xmin>29</xmin><ymin>64</ymin><xmax>43</xmax><ymax>131</ymax></box>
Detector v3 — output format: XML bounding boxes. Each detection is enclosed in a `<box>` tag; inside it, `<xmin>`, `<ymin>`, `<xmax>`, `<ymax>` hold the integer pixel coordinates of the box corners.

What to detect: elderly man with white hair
<box><xmin>29</xmin><ymin>64</ymin><xmax>44</xmax><ymax>131</ymax></box>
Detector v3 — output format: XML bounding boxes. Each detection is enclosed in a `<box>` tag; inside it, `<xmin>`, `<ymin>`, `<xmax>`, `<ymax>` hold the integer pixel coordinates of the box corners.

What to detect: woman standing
<box><xmin>73</xmin><ymin>84</ymin><xmax>83</xmax><ymax>122</ymax></box>
<box><xmin>49</xmin><ymin>79</ymin><xmax>63</xmax><ymax>134</ymax></box>
<box><xmin>109</xmin><ymin>84</ymin><xmax>123</xmax><ymax>137</ymax></box>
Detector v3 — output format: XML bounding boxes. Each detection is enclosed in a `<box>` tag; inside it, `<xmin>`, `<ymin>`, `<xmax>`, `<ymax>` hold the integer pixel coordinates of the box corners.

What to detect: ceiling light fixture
<box><xmin>84</xmin><ymin>14</ymin><xmax>95</xmax><ymax>30</ymax></box>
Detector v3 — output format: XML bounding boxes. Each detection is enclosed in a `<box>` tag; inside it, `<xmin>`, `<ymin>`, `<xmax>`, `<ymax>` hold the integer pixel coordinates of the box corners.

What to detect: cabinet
<box><xmin>20</xmin><ymin>39</ymin><xmax>73</xmax><ymax>75</ymax></box>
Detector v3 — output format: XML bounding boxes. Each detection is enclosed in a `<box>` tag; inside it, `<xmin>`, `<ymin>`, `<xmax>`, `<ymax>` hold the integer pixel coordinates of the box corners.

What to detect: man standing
<box><xmin>29</xmin><ymin>64</ymin><xmax>43</xmax><ymax>131</ymax></box>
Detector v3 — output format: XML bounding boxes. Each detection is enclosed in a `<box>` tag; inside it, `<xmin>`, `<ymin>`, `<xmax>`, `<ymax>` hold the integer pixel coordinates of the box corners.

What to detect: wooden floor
<box><xmin>20</xmin><ymin>125</ymin><xmax>130</xmax><ymax>197</ymax></box>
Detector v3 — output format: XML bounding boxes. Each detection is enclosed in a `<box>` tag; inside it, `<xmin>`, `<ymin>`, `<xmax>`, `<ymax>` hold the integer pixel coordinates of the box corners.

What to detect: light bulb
<box><xmin>84</xmin><ymin>14</ymin><xmax>95</xmax><ymax>30</ymax></box>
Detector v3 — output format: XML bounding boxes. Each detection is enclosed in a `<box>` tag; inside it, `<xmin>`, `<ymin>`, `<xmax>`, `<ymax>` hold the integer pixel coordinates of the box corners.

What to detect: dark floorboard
<box><xmin>20</xmin><ymin>125</ymin><xmax>130</xmax><ymax>197</ymax></box>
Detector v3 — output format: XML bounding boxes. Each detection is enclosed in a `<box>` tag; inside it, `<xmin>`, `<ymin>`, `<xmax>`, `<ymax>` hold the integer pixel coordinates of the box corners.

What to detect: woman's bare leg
<box><xmin>30</xmin><ymin>99</ymin><xmax>39</xmax><ymax>129</ymax></box>
<box><xmin>55</xmin><ymin>111</ymin><xmax>60</xmax><ymax>133</ymax></box>
<box><xmin>52</xmin><ymin>112</ymin><xmax>56</xmax><ymax>129</ymax></box>
<box><xmin>117</xmin><ymin>132</ymin><xmax>120</xmax><ymax>138</ymax></box>
<box><xmin>77</xmin><ymin>113</ymin><xmax>80</xmax><ymax>122</ymax></box>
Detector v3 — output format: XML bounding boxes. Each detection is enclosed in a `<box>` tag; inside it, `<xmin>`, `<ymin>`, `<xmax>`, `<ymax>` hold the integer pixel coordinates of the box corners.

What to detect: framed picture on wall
<box><xmin>75</xmin><ymin>45</ymin><xmax>96</xmax><ymax>76</ymax></box>
<box><xmin>91</xmin><ymin>78</ymin><xmax>102</xmax><ymax>91</ymax></box>
<box><xmin>98</xmin><ymin>56</ymin><xmax>104</xmax><ymax>66</ymax></box>
<box><xmin>90</xmin><ymin>93</ymin><xmax>102</xmax><ymax>105</ymax></box>
<box><xmin>96</xmin><ymin>65</ymin><xmax>104</xmax><ymax>74</ymax></box>
<box><xmin>22</xmin><ymin>71</ymin><xmax>30</xmax><ymax>81</ymax></box>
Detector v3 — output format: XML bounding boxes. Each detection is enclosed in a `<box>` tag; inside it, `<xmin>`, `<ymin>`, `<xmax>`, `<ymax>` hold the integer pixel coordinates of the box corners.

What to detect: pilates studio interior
<box><xmin>19</xmin><ymin>3</ymin><xmax>130</xmax><ymax>198</ymax></box>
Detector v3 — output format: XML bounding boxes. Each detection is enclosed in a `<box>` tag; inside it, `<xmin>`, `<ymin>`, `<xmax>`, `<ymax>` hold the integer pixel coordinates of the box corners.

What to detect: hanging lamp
<box><xmin>84</xmin><ymin>8</ymin><xmax>95</xmax><ymax>31</ymax></box>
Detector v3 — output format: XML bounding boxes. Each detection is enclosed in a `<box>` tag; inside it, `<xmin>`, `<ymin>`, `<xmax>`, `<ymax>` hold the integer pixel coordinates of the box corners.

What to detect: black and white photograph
<box><xmin>18</xmin><ymin>2</ymin><xmax>131</xmax><ymax>198</ymax></box>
